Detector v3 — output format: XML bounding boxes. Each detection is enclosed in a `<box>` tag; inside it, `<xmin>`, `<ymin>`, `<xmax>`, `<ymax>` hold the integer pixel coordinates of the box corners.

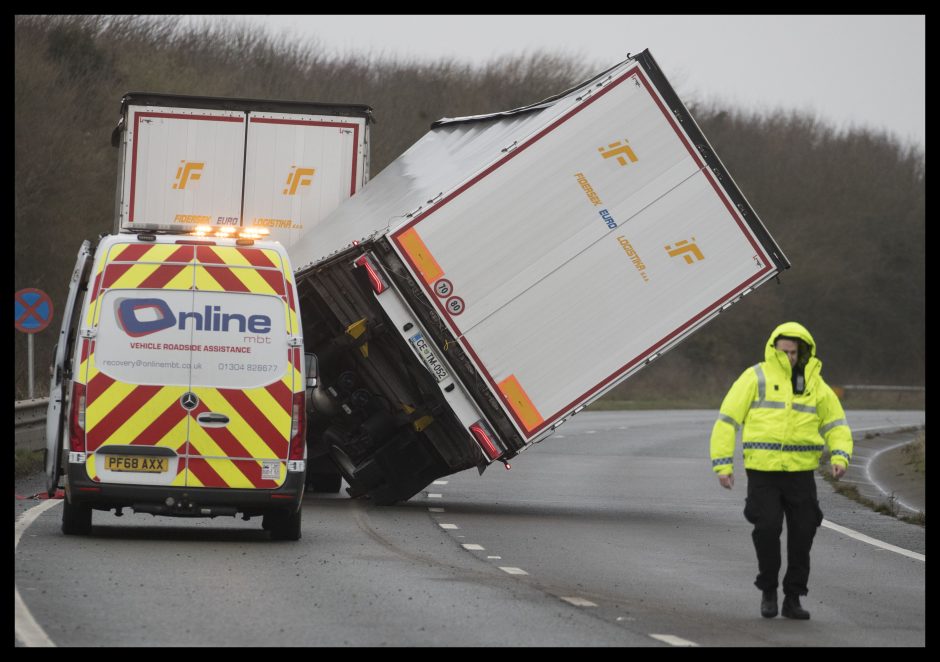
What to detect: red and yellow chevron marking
<box><xmin>85</xmin><ymin>377</ymin><xmax>190</xmax><ymax>453</ymax></box>
<box><xmin>186</xmin><ymin>458</ymin><xmax>283</xmax><ymax>489</ymax></box>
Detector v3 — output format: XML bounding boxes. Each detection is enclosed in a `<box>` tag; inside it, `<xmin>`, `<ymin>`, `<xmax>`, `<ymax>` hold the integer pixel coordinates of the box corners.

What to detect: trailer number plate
<box><xmin>105</xmin><ymin>455</ymin><xmax>169</xmax><ymax>473</ymax></box>
<box><xmin>409</xmin><ymin>332</ymin><xmax>448</xmax><ymax>383</ymax></box>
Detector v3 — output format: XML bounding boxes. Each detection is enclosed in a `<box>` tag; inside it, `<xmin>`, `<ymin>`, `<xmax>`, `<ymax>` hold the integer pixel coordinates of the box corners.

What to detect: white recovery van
<box><xmin>45</xmin><ymin>93</ymin><xmax>373</xmax><ymax>537</ymax></box>
<box><xmin>287</xmin><ymin>50</ymin><xmax>791</xmax><ymax>504</ymax></box>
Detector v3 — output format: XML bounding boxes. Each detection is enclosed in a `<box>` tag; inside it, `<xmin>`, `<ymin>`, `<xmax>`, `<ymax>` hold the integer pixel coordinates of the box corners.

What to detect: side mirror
<box><xmin>304</xmin><ymin>353</ymin><xmax>318</xmax><ymax>388</ymax></box>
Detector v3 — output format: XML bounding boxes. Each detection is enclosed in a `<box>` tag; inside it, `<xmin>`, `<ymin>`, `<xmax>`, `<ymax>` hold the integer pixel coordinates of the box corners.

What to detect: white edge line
<box><xmin>864</xmin><ymin>439</ymin><xmax>923</xmax><ymax>513</ymax></box>
<box><xmin>821</xmin><ymin>519</ymin><xmax>924</xmax><ymax>562</ymax></box>
<box><xmin>650</xmin><ymin>634</ymin><xmax>699</xmax><ymax>647</ymax></box>
<box><xmin>561</xmin><ymin>597</ymin><xmax>597</xmax><ymax>607</ymax></box>
<box><xmin>15</xmin><ymin>499</ymin><xmax>62</xmax><ymax>647</ymax></box>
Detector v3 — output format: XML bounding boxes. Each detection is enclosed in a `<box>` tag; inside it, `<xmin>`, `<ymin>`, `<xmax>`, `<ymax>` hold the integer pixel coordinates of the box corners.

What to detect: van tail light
<box><xmin>288</xmin><ymin>391</ymin><xmax>306</xmax><ymax>461</ymax></box>
<box><xmin>354</xmin><ymin>254</ymin><xmax>388</xmax><ymax>294</ymax></box>
<box><xmin>469</xmin><ymin>420</ymin><xmax>506</xmax><ymax>461</ymax></box>
<box><xmin>69</xmin><ymin>382</ymin><xmax>86</xmax><ymax>452</ymax></box>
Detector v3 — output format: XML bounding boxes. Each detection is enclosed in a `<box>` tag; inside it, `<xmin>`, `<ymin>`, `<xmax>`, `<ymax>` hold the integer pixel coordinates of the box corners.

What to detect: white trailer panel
<box><xmin>120</xmin><ymin>106</ymin><xmax>246</xmax><ymax>229</ymax></box>
<box><xmin>388</xmin><ymin>63</ymin><xmax>777</xmax><ymax>439</ymax></box>
<box><xmin>243</xmin><ymin>113</ymin><xmax>368</xmax><ymax>248</ymax></box>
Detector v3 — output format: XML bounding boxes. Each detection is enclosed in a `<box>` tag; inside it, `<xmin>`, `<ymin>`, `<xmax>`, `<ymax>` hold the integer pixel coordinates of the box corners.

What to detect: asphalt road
<box><xmin>16</xmin><ymin>410</ymin><xmax>925</xmax><ymax>647</ymax></box>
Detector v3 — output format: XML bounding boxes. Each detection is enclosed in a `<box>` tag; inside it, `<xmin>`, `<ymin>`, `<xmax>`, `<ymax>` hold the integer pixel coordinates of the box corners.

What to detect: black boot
<box><xmin>781</xmin><ymin>594</ymin><xmax>810</xmax><ymax>620</ymax></box>
<box><xmin>760</xmin><ymin>589</ymin><xmax>778</xmax><ymax>618</ymax></box>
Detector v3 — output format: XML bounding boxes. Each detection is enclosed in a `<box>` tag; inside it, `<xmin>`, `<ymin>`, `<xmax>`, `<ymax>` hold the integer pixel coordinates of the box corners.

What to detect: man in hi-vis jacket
<box><xmin>710</xmin><ymin>322</ymin><xmax>853</xmax><ymax>620</ymax></box>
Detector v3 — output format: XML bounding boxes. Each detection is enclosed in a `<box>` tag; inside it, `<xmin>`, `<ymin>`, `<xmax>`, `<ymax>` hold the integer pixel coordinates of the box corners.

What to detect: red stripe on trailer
<box><xmin>350</xmin><ymin>123</ymin><xmax>360</xmax><ymax>195</ymax></box>
<box><xmin>137</xmin><ymin>264</ymin><xmax>188</xmax><ymax>290</ymax></box>
<box><xmin>217</xmin><ymin>388</ymin><xmax>289</xmax><ymax>457</ymax></box>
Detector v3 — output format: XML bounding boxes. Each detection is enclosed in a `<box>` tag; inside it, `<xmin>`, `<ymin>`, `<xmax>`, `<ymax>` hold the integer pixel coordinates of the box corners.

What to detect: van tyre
<box><xmin>62</xmin><ymin>497</ymin><xmax>92</xmax><ymax>535</ymax></box>
<box><xmin>264</xmin><ymin>507</ymin><xmax>302</xmax><ymax>541</ymax></box>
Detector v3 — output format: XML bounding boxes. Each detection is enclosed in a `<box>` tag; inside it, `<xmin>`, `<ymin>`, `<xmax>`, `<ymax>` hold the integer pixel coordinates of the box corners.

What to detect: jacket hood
<box><xmin>764</xmin><ymin>322</ymin><xmax>818</xmax><ymax>373</ymax></box>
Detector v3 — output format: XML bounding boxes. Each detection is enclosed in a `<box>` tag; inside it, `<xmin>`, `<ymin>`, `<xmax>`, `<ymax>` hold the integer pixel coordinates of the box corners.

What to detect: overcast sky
<box><xmin>184</xmin><ymin>15</ymin><xmax>925</xmax><ymax>149</ymax></box>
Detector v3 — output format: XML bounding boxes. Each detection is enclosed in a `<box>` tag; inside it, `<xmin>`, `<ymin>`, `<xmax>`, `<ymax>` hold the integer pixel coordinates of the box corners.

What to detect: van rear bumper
<box><xmin>65</xmin><ymin>465</ymin><xmax>305</xmax><ymax>517</ymax></box>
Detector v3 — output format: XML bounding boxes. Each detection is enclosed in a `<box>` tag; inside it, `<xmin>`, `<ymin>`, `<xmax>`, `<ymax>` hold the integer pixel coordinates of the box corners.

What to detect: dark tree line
<box><xmin>15</xmin><ymin>15</ymin><xmax>924</xmax><ymax>400</ymax></box>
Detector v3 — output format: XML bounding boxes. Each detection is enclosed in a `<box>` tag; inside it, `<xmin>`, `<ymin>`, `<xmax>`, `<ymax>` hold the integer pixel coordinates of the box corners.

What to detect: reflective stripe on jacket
<box><xmin>709</xmin><ymin>322</ymin><xmax>853</xmax><ymax>475</ymax></box>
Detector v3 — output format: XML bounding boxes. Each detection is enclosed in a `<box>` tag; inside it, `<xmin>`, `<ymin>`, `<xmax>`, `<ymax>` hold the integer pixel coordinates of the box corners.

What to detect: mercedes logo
<box><xmin>180</xmin><ymin>392</ymin><xmax>199</xmax><ymax>410</ymax></box>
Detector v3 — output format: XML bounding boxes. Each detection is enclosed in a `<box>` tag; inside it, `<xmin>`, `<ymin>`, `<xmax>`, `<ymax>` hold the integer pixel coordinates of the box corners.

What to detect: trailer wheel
<box><xmin>264</xmin><ymin>507</ymin><xmax>302</xmax><ymax>541</ymax></box>
<box><xmin>61</xmin><ymin>497</ymin><xmax>92</xmax><ymax>535</ymax></box>
<box><xmin>309</xmin><ymin>473</ymin><xmax>343</xmax><ymax>493</ymax></box>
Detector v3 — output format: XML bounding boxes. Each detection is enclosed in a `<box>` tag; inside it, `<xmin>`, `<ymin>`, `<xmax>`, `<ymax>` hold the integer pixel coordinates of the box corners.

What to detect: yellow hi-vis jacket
<box><xmin>710</xmin><ymin>322</ymin><xmax>853</xmax><ymax>475</ymax></box>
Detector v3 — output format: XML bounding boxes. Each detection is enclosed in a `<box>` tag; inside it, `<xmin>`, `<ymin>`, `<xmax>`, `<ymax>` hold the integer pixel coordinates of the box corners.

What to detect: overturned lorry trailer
<box><xmin>290</xmin><ymin>50</ymin><xmax>790</xmax><ymax>504</ymax></box>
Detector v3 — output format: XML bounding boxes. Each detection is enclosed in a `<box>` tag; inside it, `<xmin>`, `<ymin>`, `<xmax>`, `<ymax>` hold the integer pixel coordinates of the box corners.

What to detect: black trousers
<box><xmin>744</xmin><ymin>469</ymin><xmax>824</xmax><ymax>596</ymax></box>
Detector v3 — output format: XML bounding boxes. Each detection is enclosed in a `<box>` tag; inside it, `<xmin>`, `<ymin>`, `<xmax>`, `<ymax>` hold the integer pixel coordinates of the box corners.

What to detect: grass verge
<box><xmin>15</xmin><ymin>449</ymin><xmax>45</xmax><ymax>479</ymax></box>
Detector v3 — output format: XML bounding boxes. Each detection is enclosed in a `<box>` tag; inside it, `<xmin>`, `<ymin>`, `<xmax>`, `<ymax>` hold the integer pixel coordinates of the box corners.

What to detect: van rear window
<box><xmin>94</xmin><ymin>289</ymin><xmax>288</xmax><ymax>389</ymax></box>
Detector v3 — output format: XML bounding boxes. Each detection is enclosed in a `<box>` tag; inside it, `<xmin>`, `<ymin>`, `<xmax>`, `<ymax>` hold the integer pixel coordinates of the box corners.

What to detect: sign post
<box><xmin>15</xmin><ymin>288</ymin><xmax>54</xmax><ymax>399</ymax></box>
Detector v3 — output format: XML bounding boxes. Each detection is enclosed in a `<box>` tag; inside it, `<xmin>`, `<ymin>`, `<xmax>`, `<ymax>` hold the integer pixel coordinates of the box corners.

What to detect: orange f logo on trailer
<box><xmin>283</xmin><ymin>167</ymin><xmax>316</xmax><ymax>195</ymax></box>
<box><xmin>665</xmin><ymin>238</ymin><xmax>705</xmax><ymax>264</ymax></box>
<box><xmin>598</xmin><ymin>140</ymin><xmax>638</xmax><ymax>166</ymax></box>
<box><xmin>173</xmin><ymin>161</ymin><xmax>204</xmax><ymax>189</ymax></box>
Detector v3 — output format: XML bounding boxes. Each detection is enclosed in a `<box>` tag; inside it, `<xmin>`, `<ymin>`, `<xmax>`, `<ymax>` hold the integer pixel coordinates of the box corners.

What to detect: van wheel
<box><xmin>62</xmin><ymin>498</ymin><xmax>92</xmax><ymax>535</ymax></box>
<box><xmin>264</xmin><ymin>507</ymin><xmax>302</xmax><ymax>541</ymax></box>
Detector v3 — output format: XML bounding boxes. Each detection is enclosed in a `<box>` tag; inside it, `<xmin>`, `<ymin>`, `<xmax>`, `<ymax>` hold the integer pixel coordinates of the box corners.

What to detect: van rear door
<box><xmin>184</xmin><ymin>244</ymin><xmax>299</xmax><ymax>490</ymax></box>
<box><xmin>83</xmin><ymin>240</ymin><xmax>198</xmax><ymax>487</ymax></box>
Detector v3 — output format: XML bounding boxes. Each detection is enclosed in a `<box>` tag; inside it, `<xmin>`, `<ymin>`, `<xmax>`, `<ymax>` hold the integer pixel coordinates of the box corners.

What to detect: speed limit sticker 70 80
<box><xmin>445</xmin><ymin>296</ymin><xmax>465</xmax><ymax>316</ymax></box>
<box><xmin>434</xmin><ymin>278</ymin><xmax>453</xmax><ymax>298</ymax></box>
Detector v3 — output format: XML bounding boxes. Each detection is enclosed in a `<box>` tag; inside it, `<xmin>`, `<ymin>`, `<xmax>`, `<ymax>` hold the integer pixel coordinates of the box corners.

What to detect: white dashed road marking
<box><xmin>428</xmin><ymin>507</ymin><xmax>445</xmax><ymax>512</ymax></box>
<box><xmin>499</xmin><ymin>567</ymin><xmax>528</xmax><ymax>575</ymax></box>
<box><xmin>487</xmin><ymin>555</ymin><xmax>502</xmax><ymax>559</ymax></box>
<box><xmin>427</xmin><ymin>493</ymin><xmax>442</xmax><ymax>498</ymax></box>
<box><xmin>439</xmin><ymin>523</ymin><xmax>459</xmax><ymax>530</ymax></box>
<box><xmin>650</xmin><ymin>634</ymin><xmax>699</xmax><ymax>647</ymax></box>
<box><xmin>561</xmin><ymin>597</ymin><xmax>597</xmax><ymax>607</ymax></box>
<box><xmin>462</xmin><ymin>544</ymin><xmax>485</xmax><ymax>551</ymax></box>
<box><xmin>432</xmin><ymin>480</ymin><xmax>449</xmax><ymax>485</ymax></box>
